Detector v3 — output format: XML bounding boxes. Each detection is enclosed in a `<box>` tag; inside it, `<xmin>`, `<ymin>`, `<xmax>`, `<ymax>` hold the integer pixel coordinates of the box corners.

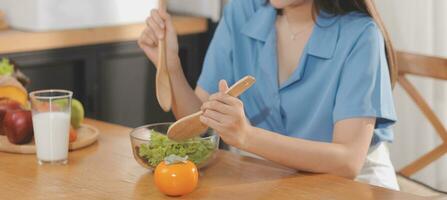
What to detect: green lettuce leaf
<box><xmin>138</xmin><ymin>130</ymin><xmax>216</xmax><ymax>168</ymax></box>
<box><xmin>0</xmin><ymin>58</ymin><xmax>14</xmax><ymax>76</ymax></box>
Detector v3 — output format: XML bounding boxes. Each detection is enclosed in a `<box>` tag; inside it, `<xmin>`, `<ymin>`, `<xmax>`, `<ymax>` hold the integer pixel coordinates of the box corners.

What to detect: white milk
<box><xmin>32</xmin><ymin>112</ymin><xmax>70</xmax><ymax>162</ymax></box>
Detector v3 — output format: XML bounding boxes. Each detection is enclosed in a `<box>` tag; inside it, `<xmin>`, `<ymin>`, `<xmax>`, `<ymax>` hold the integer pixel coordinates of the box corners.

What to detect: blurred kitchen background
<box><xmin>0</xmin><ymin>0</ymin><xmax>445</xmax><ymax>195</ymax></box>
<box><xmin>0</xmin><ymin>0</ymin><xmax>224</xmax><ymax>128</ymax></box>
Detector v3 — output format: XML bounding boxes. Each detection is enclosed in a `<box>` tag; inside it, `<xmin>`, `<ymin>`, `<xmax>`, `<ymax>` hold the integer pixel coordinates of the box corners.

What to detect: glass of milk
<box><xmin>29</xmin><ymin>89</ymin><xmax>73</xmax><ymax>165</ymax></box>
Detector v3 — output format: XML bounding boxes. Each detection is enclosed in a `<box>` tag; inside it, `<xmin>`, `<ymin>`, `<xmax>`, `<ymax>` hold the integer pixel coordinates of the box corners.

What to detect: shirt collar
<box><xmin>307</xmin><ymin>11</ymin><xmax>340</xmax><ymax>59</ymax></box>
<box><xmin>241</xmin><ymin>6</ymin><xmax>340</xmax><ymax>59</ymax></box>
<box><xmin>241</xmin><ymin>5</ymin><xmax>277</xmax><ymax>42</ymax></box>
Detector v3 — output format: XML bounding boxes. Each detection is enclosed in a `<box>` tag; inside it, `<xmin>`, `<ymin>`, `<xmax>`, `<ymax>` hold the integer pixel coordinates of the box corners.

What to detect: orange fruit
<box><xmin>69</xmin><ymin>126</ymin><xmax>77</xmax><ymax>143</ymax></box>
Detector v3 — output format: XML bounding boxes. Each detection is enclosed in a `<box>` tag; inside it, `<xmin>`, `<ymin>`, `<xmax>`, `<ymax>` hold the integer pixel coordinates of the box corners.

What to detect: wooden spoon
<box><xmin>155</xmin><ymin>0</ymin><xmax>172</xmax><ymax>112</ymax></box>
<box><xmin>167</xmin><ymin>76</ymin><xmax>256</xmax><ymax>141</ymax></box>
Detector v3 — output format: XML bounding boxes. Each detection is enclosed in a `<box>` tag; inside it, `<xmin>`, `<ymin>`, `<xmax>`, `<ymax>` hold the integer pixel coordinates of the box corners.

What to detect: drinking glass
<box><xmin>29</xmin><ymin>89</ymin><xmax>72</xmax><ymax>165</ymax></box>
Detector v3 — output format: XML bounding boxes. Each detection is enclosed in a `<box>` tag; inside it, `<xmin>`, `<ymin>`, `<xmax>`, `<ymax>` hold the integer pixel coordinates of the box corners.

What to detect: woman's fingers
<box><xmin>159</xmin><ymin>8</ymin><xmax>172</xmax><ymax>22</ymax></box>
<box><xmin>138</xmin><ymin>31</ymin><xmax>149</xmax><ymax>47</ymax></box>
<box><xmin>219</xmin><ymin>80</ymin><xmax>229</xmax><ymax>92</ymax></box>
<box><xmin>207</xmin><ymin>92</ymin><xmax>225</xmax><ymax>104</ymax></box>
<box><xmin>208</xmin><ymin>92</ymin><xmax>243</xmax><ymax>108</ymax></box>
<box><xmin>201</xmin><ymin>99</ymin><xmax>233</xmax><ymax>114</ymax></box>
<box><xmin>141</xmin><ymin>9</ymin><xmax>165</xmax><ymax>45</ymax></box>
<box><xmin>145</xmin><ymin>26</ymin><xmax>159</xmax><ymax>44</ymax></box>
<box><xmin>147</xmin><ymin>18</ymin><xmax>164</xmax><ymax>40</ymax></box>
<box><xmin>150</xmin><ymin>9</ymin><xmax>165</xmax><ymax>29</ymax></box>
<box><xmin>142</xmin><ymin>28</ymin><xmax>157</xmax><ymax>46</ymax></box>
<box><xmin>200</xmin><ymin>115</ymin><xmax>222</xmax><ymax>131</ymax></box>
<box><xmin>139</xmin><ymin>9</ymin><xmax>181</xmax><ymax>71</ymax></box>
<box><xmin>138</xmin><ymin>32</ymin><xmax>152</xmax><ymax>48</ymax></box>
<box><xmin>202</xmin><ymin>109</ymin><xmax>227</xmax><ymax>123</ymax></box>
<box><xmin>221</xmin><ymin>96</ymin><xmax>243</xmax><ymax>107</ymax></box>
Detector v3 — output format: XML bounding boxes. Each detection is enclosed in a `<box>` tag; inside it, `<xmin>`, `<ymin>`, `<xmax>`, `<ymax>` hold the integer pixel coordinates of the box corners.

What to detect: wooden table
<box><xmin>0</xmin><ymin>16</ymin><xmax>207</xmax><ymax>54</ymax></box>
<box><xmin>0</xmin><ymin>119</ymin><xmax>425</xmax><ymax>200</ymax></box>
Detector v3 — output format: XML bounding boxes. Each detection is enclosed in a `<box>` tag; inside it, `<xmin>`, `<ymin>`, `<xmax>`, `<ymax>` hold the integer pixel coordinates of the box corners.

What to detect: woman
<box><xmin>138</xmin><ymin>0</ymin><xmax>399</xmax><ymax>190</ymax></box>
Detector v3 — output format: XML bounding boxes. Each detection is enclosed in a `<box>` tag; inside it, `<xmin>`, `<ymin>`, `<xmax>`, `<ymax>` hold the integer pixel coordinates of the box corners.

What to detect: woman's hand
<box><xmin>138</xmin><ymin>9</ymin><xmax>181</xmax><ymax>71</ymax></box>
<box><xmin>199</xmin><ymin>80</ymin><xmax>253</xmax><ymax>148</ymax></box>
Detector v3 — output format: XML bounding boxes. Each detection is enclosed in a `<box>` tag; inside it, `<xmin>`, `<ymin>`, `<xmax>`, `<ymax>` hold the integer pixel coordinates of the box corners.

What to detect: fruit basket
<box><xmin>0</xmin><ymin>58</ymin><xmax>99</xmax><ymax>154</ymax></box>
<box><xmin>0</xmin><ymin>124</ymin><xmax>99</xmax><ymax>154</ymax></box>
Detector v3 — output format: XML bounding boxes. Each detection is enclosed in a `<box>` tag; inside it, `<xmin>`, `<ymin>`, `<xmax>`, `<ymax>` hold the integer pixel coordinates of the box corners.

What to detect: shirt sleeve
<box><xmin>333</xmin><ymin>23</ymin><xmax>397</xmax><ymax>129</ymax></box>
<box><xmin>196</xmin><ymin>5</ymin><xmax>234</xmax><ymax>94</ymax></box>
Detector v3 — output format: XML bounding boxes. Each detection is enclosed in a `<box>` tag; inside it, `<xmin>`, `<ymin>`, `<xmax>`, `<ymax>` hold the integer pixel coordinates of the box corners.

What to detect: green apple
<box><xmin>71</xmin><ymin>99</ymin><xmax>84</xmax><ymax>129</ymax></box>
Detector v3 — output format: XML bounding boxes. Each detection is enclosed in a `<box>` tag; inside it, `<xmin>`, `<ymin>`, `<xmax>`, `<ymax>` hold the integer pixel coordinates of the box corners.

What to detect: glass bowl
<box><xmin>130</xmin><ymin>122</ymin><xmax>219</xmax><ymax>170</ymax></box>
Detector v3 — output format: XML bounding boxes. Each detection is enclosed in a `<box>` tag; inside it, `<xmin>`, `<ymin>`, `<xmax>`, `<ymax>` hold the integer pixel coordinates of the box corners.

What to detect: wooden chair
<box><xmin>395</xmin><ymin>51</ymin><xmax>447</xmax><ymax>197</ymax></box>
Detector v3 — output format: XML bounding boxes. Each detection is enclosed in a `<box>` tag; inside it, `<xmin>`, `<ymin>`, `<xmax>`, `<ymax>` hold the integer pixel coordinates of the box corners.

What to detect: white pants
<box><xmin>355</xmin><ymin>142</ymin><xmax>400</xmax><ymax>190</ymax></box>
<box><xmin>229</xmin><ymin>142</ymin><xmax>400</xmax><ymax>190</ymax></box>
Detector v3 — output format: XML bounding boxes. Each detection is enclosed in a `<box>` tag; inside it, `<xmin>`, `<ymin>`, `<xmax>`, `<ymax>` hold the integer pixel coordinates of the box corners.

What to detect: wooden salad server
<box><xmin>155</xmin><ymin>0</ymin><xmax>172</xmax><ymax>112</ymax></box>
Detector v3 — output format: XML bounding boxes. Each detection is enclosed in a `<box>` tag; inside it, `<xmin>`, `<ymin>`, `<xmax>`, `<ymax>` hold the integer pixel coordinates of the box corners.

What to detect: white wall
<box><xmin>168</xmin><ymin>0</ymin><xmax>222</xmax><ymax>22</ymax></box>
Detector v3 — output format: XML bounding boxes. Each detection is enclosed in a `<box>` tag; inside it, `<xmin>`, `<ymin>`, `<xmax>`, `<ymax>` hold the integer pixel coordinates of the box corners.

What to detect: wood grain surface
<box><xmin>0</xmin><ymin>119</ymin><xmax>425</xmax><ymax>200</ymax></box>
<box><xmin>0</xmin><ymin>16</ymin><xmax>207</xmax><ymax>54</ymax></box>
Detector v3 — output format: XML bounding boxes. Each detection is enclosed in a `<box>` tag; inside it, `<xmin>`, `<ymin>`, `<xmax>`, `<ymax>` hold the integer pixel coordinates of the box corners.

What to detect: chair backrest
<box><xmin>396</xmin><ymin>51</ymin><xmax>447</xmax><ymax>177</ymax></box>
<box><xmin>398</xmin><ymin>52</ymin><xmax>447</xmax><ymax>80</ymax></box>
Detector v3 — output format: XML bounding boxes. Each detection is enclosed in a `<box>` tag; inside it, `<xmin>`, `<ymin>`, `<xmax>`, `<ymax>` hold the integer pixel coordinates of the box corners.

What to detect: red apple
<box><xmin>3</xmin><ymin>109</ymin><xmax>33</xmax><ymax>144</ymax></box>
<box><xmin>0</xmin><ymin>98</ymin><xmax>22</xmax><ymax>135</ymax></box>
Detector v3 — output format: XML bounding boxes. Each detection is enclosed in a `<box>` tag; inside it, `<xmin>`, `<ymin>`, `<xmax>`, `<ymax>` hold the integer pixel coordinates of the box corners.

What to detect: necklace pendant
<box><xmin>291</xmin><ymin>35</ymin><xmax>297</xmax><ymax>40</ymax></box>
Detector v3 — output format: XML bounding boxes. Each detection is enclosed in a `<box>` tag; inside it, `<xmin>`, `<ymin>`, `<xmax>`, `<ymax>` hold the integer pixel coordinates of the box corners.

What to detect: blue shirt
<box><xmin>197</xmin><ymin>0</ymin><xmax>396</xmax><ymax>145</ymax></box>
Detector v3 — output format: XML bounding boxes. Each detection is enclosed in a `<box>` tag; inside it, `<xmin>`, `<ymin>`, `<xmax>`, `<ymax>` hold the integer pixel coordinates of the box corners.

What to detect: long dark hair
<box><xmin>312</xmin><ymin>0</ymin><xmax>397</xmax><ymax>87</ymax></box>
